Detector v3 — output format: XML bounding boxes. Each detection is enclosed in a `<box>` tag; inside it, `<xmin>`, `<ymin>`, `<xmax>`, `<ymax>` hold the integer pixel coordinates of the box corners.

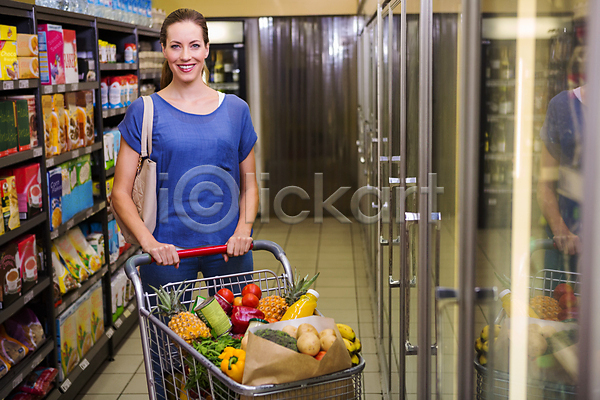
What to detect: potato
<box><xmin>528</xmin><ymin>323</ymin><xmax>542</xmax><ymax>335</ymax></box>
<box><xmin>528</xmin><ymin>332</ymin><xmax>548</xmax><ymax>358</ymax></box>
<box><xmin>319</xmin><ymin>329</ymin><xmax>336</xmax><ymax>339</ymax></box>
<box><xmin>297</xmin><ymin>333</ymin><xmax>321</xmax><ymax>356</ymax></box>
<box><xmin>320</xmin><ymin>334</ymin><xmax>336</xmax><ymax>351</ymax></box>
<box><xmin>297</xmin><ymin>323</ymin><xmax>318</xmax><ymax>338</ymax></box>
<box><xmin>282</xmin><ymin>325</ymin><xmax>298</xmax><ymax>339</ymax></box>
<box><xmin>540</xmin><ymin>325</ymin><xmax>557</xmax><ymax>338</ymax></box>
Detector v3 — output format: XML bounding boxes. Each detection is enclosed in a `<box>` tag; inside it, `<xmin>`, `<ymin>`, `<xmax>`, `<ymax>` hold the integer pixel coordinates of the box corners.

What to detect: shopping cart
<box><xmin>124</xmin><ymin>240</ymin><xmax>365</xmax><ymax>400</ymax></box>
<box><xmin>474</xmin><ymin>239</ymin><xmax>580</xmax><ymax>399</ymax></box>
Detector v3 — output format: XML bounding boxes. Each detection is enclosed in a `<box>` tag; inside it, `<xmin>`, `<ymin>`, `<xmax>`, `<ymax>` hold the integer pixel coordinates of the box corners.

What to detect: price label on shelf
<box><xmin>127</xmin><ymin>303</ymin><xmax>135</xmax><ymax>313</ymax></box>
<box><xmin>23</xmin><ymin>290</ymin><xmax>34</xmax><ymax>304</ymax></box>
<box><xmin>84</xmin><ymin>146</ymin><xmax>92</xmax><ymax>154</ymax></box>
<box><xmin>51</xmin><ymin>231</ymin><xmax>58</xmax><ymax>240</ymax></box>
<box><xmin>19</xmin><ymin>80</ymin><xmax>29</xmax><ymax>89</ymax></box>
<box><xmin>43</xmin><ymin>86</ymin><xmax>52</xmax><ymax>94</ymax></box>
<box><xmin>61</xmin><ymin>379</ymin><xmax>72</xmax><ymax>392</ymax></box>
<box><xmin>57</xmin><ymin>84</ymin><xmax>65</xmax><ymax>92</ymax></box>
<box><xmin>33</xmin><ymin>147</ymin><xmax>43</xmax><ymax>157</ymax></box>
<box><xmin>47</xmin><ymin>157</ymin><xmax>55</xmax><ymax>167</ymax></box>
<box><xmin>3</xmin><ymin>81</ymin><xmax>14</xmax><ymax>90</ymax></box>
<box><xmin>117</xmin><ymin>64</ymin><xmax>123</xmax><ymax>70</ymax></box>
<box><xmin>106</xmin><ymin>327</ymin><xmax>115</xmax><ymax>339</ymax></box>
<box><xmin>72</xmin><ymin>149</ymin><xmax>80</xmax><ymax>157</ymax></box>
<box><xmin>123</xmin><ymin>309</ymin><xmax>131</xmax><ymax>318</ymax></box>
<box><xmin>66</xmin><ymin>219</ymin><xmax>75</xmax><ymax>229</ymax></box>
<box><xmin>80</xmin><ymin>358</ymin><xmax>90</xmax><ymax>370</ymax></box>
<box><xmin>12</xmin><ymin>373</ymin><xmax>23</xmax><ymax>388</ymax></box>
<box><xmin>71</xmin><ymin>83</ymin><xmax>79</xmax><ymax>91</ymax></box>
<box><xmin>115</xmin><ymin>318</ymin><xmax>123</xmax><ymax>329</ymax></box>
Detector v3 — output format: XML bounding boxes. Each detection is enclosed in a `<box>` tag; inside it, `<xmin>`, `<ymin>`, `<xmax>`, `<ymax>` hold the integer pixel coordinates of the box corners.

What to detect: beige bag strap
<box><xmin>140</xmin><ymin>95</ymin><xmax>154</xmax><ymax>157</ymax></box>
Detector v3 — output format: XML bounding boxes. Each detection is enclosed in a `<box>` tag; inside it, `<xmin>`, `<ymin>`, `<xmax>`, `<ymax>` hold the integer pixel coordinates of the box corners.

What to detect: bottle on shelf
<box><xmin>496</xmin><ymin>123</ymin><xmax>506</xmax><ymax>153</ymax></box>
<box><xmin>483</xmin><ymin>160</ymin><xmax>491</xmax><ymax>185</ymax></box>
<box><xmin>223</xmin><ymin>50</ymin><xmax>234</xmax><ymax>82</ymax></box>
<box><xmin>213</xmin><ymin>50</ymin><xmax>225</xmax><ymax>84</ymax></box>
<box><xmin>280</xmin><ymin>289</ymin><xmax>319</xmax><ymax>320</ymax></box>
<box><xmin>499</xmin><ymin>45</ymin><xmax>512</xmax><ymax>80</ymax></box>
<box><xmin>497</xmin><ymin>85</ymin><xmax>513</xmax><ymax>115</ymax></box>
<box><xmin>489</xmin><ymin>46</ymin><xmax>501</xmax><ymax>79</ymax></box>
<box><xmin>232</xmin><ymin>51</ymin><xmax>240</xmax><ymax>83</ymax></box>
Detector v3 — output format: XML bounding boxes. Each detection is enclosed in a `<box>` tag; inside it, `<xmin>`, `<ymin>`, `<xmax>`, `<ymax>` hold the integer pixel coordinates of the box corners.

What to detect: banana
<box><xmin>343</xmin><ymin>338</ymin><xmax>356</xmax><ymax>353</ymax></box>
<box><xmin>353</xmin><ymin>337</ymin><xmax>362</xmax><ymax>353</ymax></box>
<box><xmin>351</xmin><ymin>353</ymin><xmax>359</xmax><ymax>365</ymax></box>
<box><xmin>337</xmin><ymin>323</ymin><xmax>356</xmax><ymax>341</ymax></box>
<box><xmin>475</xmin><ymin>338</ymin><xmax>483</xmax><ymax>354</ymax></box>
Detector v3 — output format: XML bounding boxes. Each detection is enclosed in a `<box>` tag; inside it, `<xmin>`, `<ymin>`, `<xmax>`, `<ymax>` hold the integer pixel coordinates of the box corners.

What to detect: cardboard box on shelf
<box><xmin>54</xmin><ymin>232</ymin><xmax>89</xmax><ymax>283</ymax></box>
<box><xmin>62</xmin><ymin>29</ymin><xmax>78</xmax><ymax>84</ymax></box>
<box><xmin>4</xmin><ymin>95</ymin><xmax>37</xmax><ymax>148</ymax></box>
<box><xmin>12</xmin><ymin>163</ymin><xmax>42</xmax><ymax>220</ymax></box>
<box><xmin>74</xmin><ymin>293</ymin><xmax>93</xmax><ymax>359</ymax></box>
<box><xmin>16</xmin><ymin>34</ymin><xmax>38</xmax><ymax>57</ymax></box>
<box><xmin>65</xmin><ymin>92</ymin><xmax>81</xmax><ymax>150</ymax></box>
<box><xmin>15</xmin><ymin>234</ymin><xmax>37</xmax><ymax>292</ymax></box>
<box><xmin>0</xmin><ymin>242</ymin><xmax>20</xmax><ymax>309</ymax></box>
<box><xmin>0</xmin><ymin>176</ymin><xmax>20</xmax><ymax>232</ymax></box>
<box><xmin>76</xmin><ymin>90</ymin><xmax>94</xmax><ymax>146</ymax></box>
<box><xmin>0</xmin><ymin>41</ymin><xmax>17</xmax><ymax>80</ymax></box>
<box><xmin>56</xmin><ymin>302</ymin><xmax>80</xmax><ymax>381</ymax></box>
<box><xmin>16</xmin><ymin>57</ymin><xmax>39</xmax><ymax>79</ymax></box>
<box><xmin>52</xmin><ymin>94</ymin><xmax>68</xmax><ymax>154</ymax></box>
<box><xmin>47</xmin><ymin>167</ymin><xmax>62</xmax><ymax>231</ymax></box>
<box><xmin>42</xmin><ymin>95</ymin><xmax>58</xmax><ymax>157</ymax></box>
<box><xmin>89</xmin><ymin>280</ymin><xmax>104</xmax><ymax>343</ymax></box>
<box><xmin>0</xmin><ymin>25</ymin><xmax>16</xmax><ymax>41</ymax></box>
<box><xmin>37</xmin><ymin>24</ymin><xmax>65</xmax><ymax>85</ymax></box>
<box><xmin>0</xmin><ymin>100</ymin><xmax>18</xmax><ymax>156</ymax></box>
<box><xmin>10</xmin><ymin>99</ymin><xmax>31</xmax><ymax>151</ymax></box>
<box><xmin>86</xmin><ymin>233</ymin><xmax>104</xmax><ymax>266</ymax></box>
<box><xmin>67</xmin><ymin>226</ymin><xmax>101</xmax><ymax>275</ymax></box>
<box><xmin>103</xmin><ymin>132</ymin><xmax>114</xmax><ymax>169</ymax></box>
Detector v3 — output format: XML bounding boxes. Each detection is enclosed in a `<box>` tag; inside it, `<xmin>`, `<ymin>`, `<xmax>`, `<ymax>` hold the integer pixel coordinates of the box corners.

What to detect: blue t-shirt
<box><xmin>540</xmin><ymin>89</ymin><xmax>584</xmax><ymax>234</ymax></box>
<box><xmin>118</xmin><ymin>93</ymin><xmax>257</xmax><ymax>248</ymax></box>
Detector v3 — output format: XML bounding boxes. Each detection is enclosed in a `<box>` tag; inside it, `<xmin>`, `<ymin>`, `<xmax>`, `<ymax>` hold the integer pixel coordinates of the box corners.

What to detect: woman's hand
<box><xmin>224</xmin><ymin>231</ymin><xmax>253</xmax><ymax>262</ymax></box>
<box><xmin>143</xmin><ymin>239</ymin><xmax>180</xmax><ymax>268</ymax></box>
<box><xmin>553</xmin><ymin>227</ymin><xmax>581</xmax><ymax>256</ymax></box>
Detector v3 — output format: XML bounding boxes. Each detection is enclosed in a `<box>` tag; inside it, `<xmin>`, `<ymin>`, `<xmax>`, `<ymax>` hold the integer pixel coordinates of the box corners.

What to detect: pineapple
<box><xmin>530</xmin><ymin>295</ymin><xmax>560</xmax><ymax>321</ymax></box>
<box><xmin>258</xmin><ymin>295</ymin><xmax>288</xmax><ymax>321</ymax></box>
<box><xmin>151</xmin><ymin>282</ymin><xmax>211</xmax><ymax>343</ymax></box>
<box><xmin>284</xmin><ymin>270</ymin><xmax>320</xmax><ymax>306</ymax></box>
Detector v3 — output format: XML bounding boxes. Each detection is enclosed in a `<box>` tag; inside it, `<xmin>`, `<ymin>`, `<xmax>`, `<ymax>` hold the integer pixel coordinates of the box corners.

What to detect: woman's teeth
<box><xmin>179</xmin><ymin>64</ymin><xmax>194</xmax><ymax>72</ymax></box>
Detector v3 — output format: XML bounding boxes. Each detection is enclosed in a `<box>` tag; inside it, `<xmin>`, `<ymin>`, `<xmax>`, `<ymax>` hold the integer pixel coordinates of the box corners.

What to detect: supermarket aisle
<box><xmin>76</xmin><ymin>217</ymin><xmax>382</xmax><ymax>399</ymax></box>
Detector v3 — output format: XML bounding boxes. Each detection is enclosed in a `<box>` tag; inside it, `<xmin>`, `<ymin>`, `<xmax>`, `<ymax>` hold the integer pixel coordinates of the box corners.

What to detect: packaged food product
<box><xmin>108</xmin><ymin>76</ymin><xmax>123</xmax><ymax>108</ymax></box>
<box><xmin>90</xmin><ymin>280</ymin><xmax>104</xmax><ymax>343</ymax></box>
<box><xmin>75</xmin><ymin>293</ymin><xmax>93</xmax><ymax>358</ymax></box>
<box><xmin>0</xmin><ymin>100</ymin><xmax>18</xmax><ymax>157</ymax></box>
<box><xmin>52</xmin><ymin>94</ymin><xmax>68</xmax><ymax>154</ymax></box>
<box><xmin>100</xmin><ymin>76</ymin><xmax>109</xmax><ymax>109</ymax></box>
<box><xmin>76</xmin><ymin>90</ymin><xmax>94</xmax><ymax>146</ymax></box>
<box><xmin>98</xmin><ymin>40</ymin><xmax>107</xmax><ymax>63</ymax></box>
<box><xmin>16</xmin><ymin>57</ymin><xmax>39</xmax><ymax>79</ymax></box>
<box><xmin>42</xmin><ymin>95</ymin><xmax>58</xmax><ymax>157</ymax></box>
<box><xmin>124</xmin><ymin>43</ymin><xmax>136</xmax><ymax>63</ymax></box>
<box><xmin>53</xmin><ymin>234</ymin><xmax>89</xmax><ymax>282</ymax></box>
<box><xmin>0</xmin><ymin>176</ymin><xmax>20</xmax><ymax>231</ymax></box>
<box><xmin>0</xmin><ymin>353</ymin><xmax>9</xmax><ymax>379</ymax></box>
<box><xmin>56</xmin><ymin>301</ymin><xmax>79</xmax><ymax>380</ymax></box>
<box><xmin>5</xmin><ymin>307</ymin><xmax>45</xmax><ymax>351</ymax></box>
<box><xmin>65</xmin><ymin>92</ymin><xmax>81</xmax><ymax>150</ymax></box>
<box><xmin>0</xmin><ymin>41</ymin><xmax>17</xmax><ymax>80</ymax></box>
<box><xmin>108</xmin><ymin>218</ymin><xmax>119</xmax><ymax>264</ymax></box>
<box><xmin>62</xmin><ymin>29</ymin><xmax>78</xmax><ymax>84</ymax></box>
<box><xmin>15</xmin><ymin>234</ymin><xmax>37</xmax><ymax>289</ymax></box>
<box><xmin>76</xmin><ymin>155</ymin><xmax>91</xmax><ymax>186</ymax></box>
<box><xmin>16</xmin><ymin>34</ymin><xmax>38</xmax><ymax>57</ymax></box>
<box><xmin>17</xmin><ymin>367</ymin><xmax>58</xmax><ymax>396</ymax></box>
<box><xmin>9</xmin><ymin>99</ymin><xmax>31</xmax><ymax>151</ymax></box>
<box><xmin>4</xmin><ymin>95</ymin><xmax>37</xmax><ymax>148</ymax></box>
<box><xmin>120</xmin><ymin>75</ymin><xmax>129</xmax><ymax>106</ymax></box>
<box><xmin>0</xmin><ymin>324</ymin><xmax>28</xmax><ymax>365</ymax></box>
<box><xmin>37</xmin><ymin>24</ymin><xmax>65</xmax><ymax>85</ymax></box>
<box><xmin>0</xmin><ymin>242</ymin><xmax>19</xmax><ymax>307</ymax></box>
<box><xmin>47</xmin><ymin>168</ymin><xmax>62</xmax><ymax>231</ymax></box>
<box><xmin>104</xmin><ymin>132</ymin><xmax>114</xmax><ymax>169</ymax></box>
<box><xmin>0</xmin><ymin>25</ymin><xmax>16</xmax><ymax>41</ymax></box>
<box><xmin>66</xmin><ymin>227</ymin><xmax>101</xmax><ymax>275</ymax></box>
<box><xmin>60</xmin><ymin>162</ymin><xmax>71</xmax><ymax>198</ymax></box>
<box><xmin>51</xmin><ymin>244</ymin><xmax>79</xmax><ymax>295</ymax></box>
<box><xmin>86</xmin><ymin>233</ymin><xmax>105</xmax><ymax>266</ymax></box>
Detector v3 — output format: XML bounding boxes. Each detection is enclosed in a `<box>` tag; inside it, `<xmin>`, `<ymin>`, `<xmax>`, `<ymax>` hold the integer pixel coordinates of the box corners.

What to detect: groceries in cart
<box><xmin>475</xmin><ymin>274</ymin><xmax>579</xmax><ymax>388</ymax></box>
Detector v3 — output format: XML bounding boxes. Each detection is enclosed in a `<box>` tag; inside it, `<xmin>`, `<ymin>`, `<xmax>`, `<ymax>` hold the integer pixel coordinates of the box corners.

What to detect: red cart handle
<box><xmin>176</xmin><ymin>242</ymin><xmax>254</xmax><ymax>259</ymax></box>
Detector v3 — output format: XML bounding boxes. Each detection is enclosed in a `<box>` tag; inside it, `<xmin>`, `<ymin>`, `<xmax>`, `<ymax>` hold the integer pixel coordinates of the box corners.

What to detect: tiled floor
<box><xmin>76</xmin><ymin>217</ymin><xmax>383</xmax><ymax>399</ymax></box>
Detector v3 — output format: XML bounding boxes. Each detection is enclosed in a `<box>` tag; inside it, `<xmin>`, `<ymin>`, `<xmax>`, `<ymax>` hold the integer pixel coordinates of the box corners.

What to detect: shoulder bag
<box><xmin>113</xmin><ymin>95</ymin><xmax>157</xmax><ymax>245</ymax></box>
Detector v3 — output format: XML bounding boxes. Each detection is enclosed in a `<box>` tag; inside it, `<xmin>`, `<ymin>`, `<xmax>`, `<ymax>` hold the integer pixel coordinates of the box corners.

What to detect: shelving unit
<box><xmin>0</xmin><ymin>1</ymin><xmax>159</xmax><ymax>397</ymax></box>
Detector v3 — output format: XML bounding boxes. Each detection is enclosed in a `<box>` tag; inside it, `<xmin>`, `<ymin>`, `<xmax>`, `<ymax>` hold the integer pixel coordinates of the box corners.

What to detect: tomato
<box><xmin>217</xmin><ymin>288</ymin><xmax>234</xmax><ymax>304</ymax></box>
<box><xmin>314</xmin><ymin>351</ymin><xmax>327</xmax><ymax>361</ymax></box>
<box><xmin>242</xmin><ymin>283</ymin><xmax>262</xmax><ymax>300</ymax></box>
<box><xmin>553</xmin><ymin>283</ymin><xmax>574</xmax><ymax>300</ymax></box>
<box><xmin>559</xmin><ymin>293</ymin><xmax>578</xmax><ymax>309</ymax></box>
<box><xmin>242</xmin><ymin>293</ymin><xmax>260</xmax><ymax>308</ymax></box>
<box><xmin>266</xmin><ymin>318</ymin><xmax>279</xmax><ymax>323</ymax></box>
<box><xmin>558</xmin><ymin>307</ymin><xmax>579</xmax><ymax>321</ymax></box>
<box><xmin>233</xmin><ymin>296</ymin><xmax>243</xmax><ymax>307</ymax></box>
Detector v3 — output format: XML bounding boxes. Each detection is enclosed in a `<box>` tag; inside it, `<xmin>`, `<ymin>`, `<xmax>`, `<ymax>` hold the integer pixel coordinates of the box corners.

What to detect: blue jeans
<box><xmin>139</xmin><ymin>252</ymin><xmax>253</xmax><ymax>399</ymax></box>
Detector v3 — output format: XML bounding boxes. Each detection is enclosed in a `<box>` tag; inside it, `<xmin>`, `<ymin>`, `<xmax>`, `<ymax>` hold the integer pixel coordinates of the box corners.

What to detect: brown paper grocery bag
<box><xmin>242</xmin><ymin>316</ymin><xmax>353</xmax><ymax>386</ymax></box>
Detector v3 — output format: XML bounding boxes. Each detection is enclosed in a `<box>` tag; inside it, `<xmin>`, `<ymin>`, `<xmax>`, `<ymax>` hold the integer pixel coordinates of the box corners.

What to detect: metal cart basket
<box><xmin>125</xmin><ymin>240</ymin><xmax>365</xmax><ymax>400</ymax></box>
<box><xmin>475</xmin><ymin>240</ymin><xmax>580</xmax><ymax>399</ymax></box>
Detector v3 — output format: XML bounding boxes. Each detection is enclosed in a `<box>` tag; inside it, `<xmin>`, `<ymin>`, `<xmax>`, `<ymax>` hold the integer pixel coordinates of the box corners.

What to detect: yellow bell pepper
<box><xmin>218</xmin><ymin>347</ymin><xmax>245</xmax><ymax>383</ymax></box>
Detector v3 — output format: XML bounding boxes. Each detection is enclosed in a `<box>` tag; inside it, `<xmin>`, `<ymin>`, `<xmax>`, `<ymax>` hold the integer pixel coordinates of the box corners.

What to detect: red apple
<box><xmin>559</xmin><ymin>293</ymin><xmax>578</xmax><ymax>309</ymax></box>
<box><xmin>553</xmin><ymin>283</ymin><xmax>574</xmax><ymax>300</ymax></box>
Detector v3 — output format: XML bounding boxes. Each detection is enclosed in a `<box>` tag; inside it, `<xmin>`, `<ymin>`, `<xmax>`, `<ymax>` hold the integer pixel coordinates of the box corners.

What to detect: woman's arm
<box><xmin>112</xmin><ymin>137</ymin><xmax>180</xmax><ymax>266</ymax></box>
<box><xmin>224</xmin><ymin>148</ymin><xmax>259</xmax><ymax>262</ymax></box>
<box><xmin>536</xmin><ymin>143</ymin><xmax>580</xmax><ymax>255</ymax></box>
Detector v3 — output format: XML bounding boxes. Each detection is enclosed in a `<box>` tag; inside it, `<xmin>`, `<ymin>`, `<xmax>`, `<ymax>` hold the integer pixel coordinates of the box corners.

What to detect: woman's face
<box><xmin>163</xmin><ymin>20</ymin><xmax>209</xmax><ymax>84</ymax></box>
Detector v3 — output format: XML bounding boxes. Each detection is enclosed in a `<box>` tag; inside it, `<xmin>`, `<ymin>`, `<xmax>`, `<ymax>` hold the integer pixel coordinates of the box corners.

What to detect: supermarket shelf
<box><xmin>0</xmin><ymin>79</ymin><xmax>39</xmax><ymax>92</ymax></box>
<box><xmin>106</xmin><ymin>166</ymin><xmax>115</xmax><ymax>177</ymax></box>
<box><xmin>35</xmin><ymin>6</ymin><xmax>95</xmax><ymax>27</ymax></box>
<box><xmin>102</xmin><ymin>107</ymin><xmax>128</xmax><ymax>118</ymax></box>
<box><xmin>484</xmin><ymin>152</ymin><xmax>514</xmax><ymax>161</ymax></box>
<box><xmin>97</xmin><ymin>17</ymin><xmax>136</xmax><ymax>33</ymax></box>
<box><xmin>46</xmin><ymin>142</ymin><xmax>103</xmax><ymax>168</ymax></box>
<box><xmin>50</xmin><ymin>200</ymin><xmax>106</xmax><ymax>240</ymax></box>
<box><xmin>0</xmin><ymin>147</ymin><xmax>43</xmax><ymax>170</ymax></box>
<box><xmin>41</xmin><ymin>81</ymin><xmax>99</xmax><ymax>95</ymax></box>
<box><xmin>0</xmin><ymin>340</ymin><xmax>54</xmax><ymax>399</ymax></box>
<box><xmin>0</xmin><ymin>0</ymin><xmax>32</xmax><ymax>18</ymax></box>
<box><xmin>210</xmin><ymin>82</ymin><xmax>240</xmax><ymax>91</ymax></box>
<box><xmin>487</xmin><ymin>114</ymin><xmax>545</xmax><ymax>122</ymax></box>
<box><xmin>55</xmin><ymin>265</ymin><xmax>108</xmax><ymax>317</ymax></box>
<box><xmin>139</xmin><ymin>70</ymin><xmax>161</xmax><ymax>80</ymax></box>
<box><xmin>110</xmin><ymin>245</ymin><xmax>140</xmax><ymax>274</ymax></box>
<box><xmin>0</xmin><ymin>213</ymin><xmax>47</xmax><ymax>248</ymax></box>
<box><xmin>56</xmin><ymin>333</ymin><xmax>110</xmax><ymax>397</ymax></box>
<box><xmin>99</xmin><ymin>62</ymin><xmax>138</xmax><ymax>71</ymax></box>
<box><xmin>137</xmin><ymin>26</ymin><xmax>160</xmax><ymax>38</ymax></box>
<box><xmin>109</xmin><ymin>299</ymin><xmax>138</xmax><ymax>349</ymax></box>
<box><xmin>0</xmin><ymin>276</ymin><xmax>50</xmax><ymax>325</ymax></box>
<box><xmin>483</xmin><ymin>187</ymin><xmax>513</xmax><ymax>194</ymax></box>
<box><xmin>107</xmin><ymin>212</ymin><xmax>114</xmax><ymax>222</ymax></box>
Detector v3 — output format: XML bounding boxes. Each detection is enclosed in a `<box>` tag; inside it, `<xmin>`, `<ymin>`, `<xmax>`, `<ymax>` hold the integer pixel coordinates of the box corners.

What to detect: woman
<box><xmin>112</xmin><ymin>8</ymin><xmax>258</xmax><ymax>295</ymax></box>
